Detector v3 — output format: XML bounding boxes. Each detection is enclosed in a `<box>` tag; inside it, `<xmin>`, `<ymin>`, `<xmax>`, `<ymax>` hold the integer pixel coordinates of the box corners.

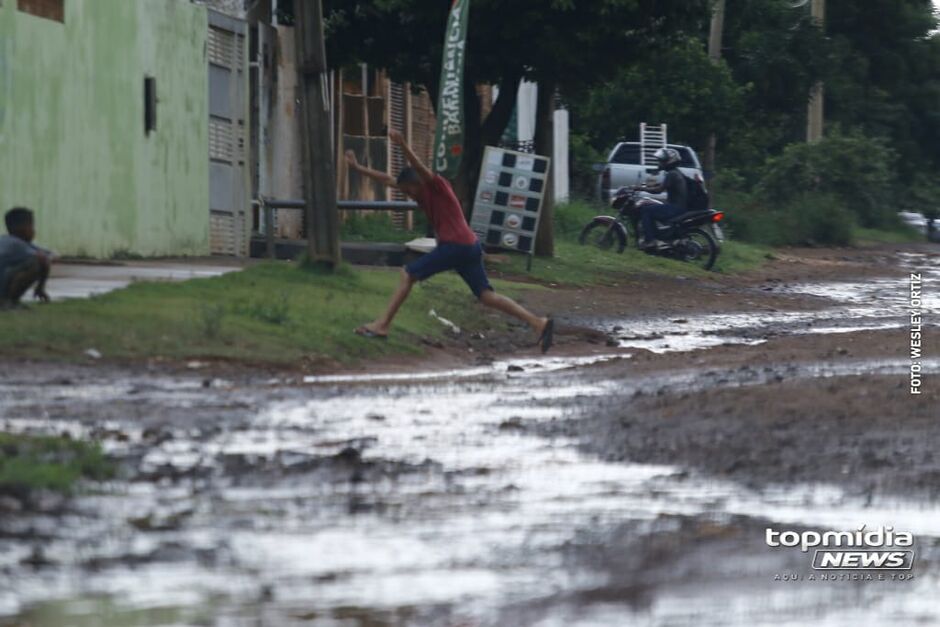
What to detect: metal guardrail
<box><xmin>263</xmin><ymin>198</ymin><xmax>419</xmax><ymax>211</ymax></box>
<box><xmin>258</xmin><ymin>197</ymin><xmax>420</xmax><ymax>259</ymax></box>
<box><xmin>339</xmin><ymin>200</ymin><xmax>420</xmax><ymax>212</ymax></box>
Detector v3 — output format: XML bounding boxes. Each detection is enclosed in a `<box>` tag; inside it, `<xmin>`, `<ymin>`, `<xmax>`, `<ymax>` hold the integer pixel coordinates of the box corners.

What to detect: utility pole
<box><xmin>707</xmin><ymin>0</ymin><xmax>726</xmax><ymax>61</ymax></box>
<box><xmin>295</xmin><ymin>0</ymin><xmax>340</xmax><ymax>267</ymax></box>
<box><xmin>806</xmin><ymin>0</ymin><xmax>825</xmax><ymax>142</ymax></box>
<box><xmin>704</xmin><ymin>0</ymin><xmax>726</xmax><ymax>179</ymax></box>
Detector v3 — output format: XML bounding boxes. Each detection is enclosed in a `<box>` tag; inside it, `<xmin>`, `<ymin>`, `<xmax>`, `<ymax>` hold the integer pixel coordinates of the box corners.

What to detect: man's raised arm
<box><xmin>389</xmin><ymin>130</ymin><xmax>435</xmax><ymax>183</ymax></box>
<box><xmin>345</xmin><ymin>150</ymin><xmax>397</xmax><ymax>188</ymax></box>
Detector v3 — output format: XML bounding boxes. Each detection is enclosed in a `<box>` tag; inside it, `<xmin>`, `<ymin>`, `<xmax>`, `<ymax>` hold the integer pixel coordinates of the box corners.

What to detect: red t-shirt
<box><xmin>415</xmin><ymin>175</ymin><xmax>478</xmax><ymax>245</ymax></box>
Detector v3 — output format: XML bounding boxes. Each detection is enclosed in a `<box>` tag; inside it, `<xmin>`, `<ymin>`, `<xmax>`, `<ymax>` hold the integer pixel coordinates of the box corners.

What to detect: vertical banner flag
<box><xmin>432</xmin><ymin>0</ymin><xmax>470</xmax><ymax>179</ymax></box>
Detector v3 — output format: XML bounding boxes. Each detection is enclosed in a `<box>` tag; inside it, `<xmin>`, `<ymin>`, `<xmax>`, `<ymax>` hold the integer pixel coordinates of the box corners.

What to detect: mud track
<box><xmin>1</xmin><ymin>243</ymin><xmax>938</xmax><ymax>626</ymax></box>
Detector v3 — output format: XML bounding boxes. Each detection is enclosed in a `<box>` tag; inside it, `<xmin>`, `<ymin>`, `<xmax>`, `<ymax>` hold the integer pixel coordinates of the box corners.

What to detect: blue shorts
<box><xmin>405</xmin><ymin>241</ymin><xmax>493</xmax><ymax>299</ymax></box>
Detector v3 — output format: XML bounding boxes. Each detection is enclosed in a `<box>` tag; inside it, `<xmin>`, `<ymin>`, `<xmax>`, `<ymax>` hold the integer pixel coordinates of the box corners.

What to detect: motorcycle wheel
<box><xmin>578</xmin><ymin>219</ymin><xmax>628</xmax><ymax>254</ymax></box>
<box><xmin>675</xmin><ymin>228</ymin><xmax>719</xmax><ymax>271</ymax></box>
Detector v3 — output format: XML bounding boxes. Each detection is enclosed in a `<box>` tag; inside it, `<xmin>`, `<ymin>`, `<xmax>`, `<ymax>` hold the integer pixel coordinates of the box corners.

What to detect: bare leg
<box><xmin>479</xmin><ymin>289</ymin><xmax>548</xmax><ymax>339</ymax></box>
<box><xmin>360</xmin><ymin>269</ymin><xmax>418</xmax><ymax>336</ymax></box>
<box><xmin>4</xmin><ymin>259</ymin><xmax>43</xmax><ymax>304</ymax></box>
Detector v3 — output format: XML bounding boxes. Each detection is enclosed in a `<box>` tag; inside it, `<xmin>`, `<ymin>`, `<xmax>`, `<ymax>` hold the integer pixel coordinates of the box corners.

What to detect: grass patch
<box><xmin>712</xmin><ymin>240</ymin><xmax>777</xmax><ymax>273</ymax></box>
<box><xmin>0</xmin><ymin>201</ymin><xmax>770</xmax><ymax>367</ymax></box>
<box><xmin>487</xmin><ymin>201</ymin><xmax>772</xmax><ymax>287</ymax></box>
<box><xmin>340</xmin><ymin>200</ymin><xmax>772</xmax><ymax>288</ymax></box>
<box><xmin>853</xmin><ymin>225</ymin><xmax>923</xmax><ymax>245</ymax></box>
<box><xmin>493</xmin><ymin>239</ymin><xmax>704</xmax><ymax>285</ymax></box>
<box><xmin>0</xmin><ymin>433</ymin><xmax>113</xmax><ymax>498</ymax></box>
<box><xmin>0</xmin><ymin>262</ymin><xmax>530</xmax><ymax>365</ymax></box>
<box><xmin>491</xmin><ymin>238</ymin><xmax>771</xmax><ymax>286</ymax></box>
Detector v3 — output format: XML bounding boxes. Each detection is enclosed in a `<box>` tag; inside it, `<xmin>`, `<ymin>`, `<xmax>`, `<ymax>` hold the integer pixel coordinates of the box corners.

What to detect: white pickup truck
<box><xmin>597</xmin><ymin>142</ymin><xmax>705</xmax><ymax>204</ymax></box>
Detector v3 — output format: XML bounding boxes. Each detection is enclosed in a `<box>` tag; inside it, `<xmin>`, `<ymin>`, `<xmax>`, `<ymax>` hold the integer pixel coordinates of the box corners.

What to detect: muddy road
<box><xmin>1</xmin><ymin>246</ymin><xmax>937</xmax><ymax>626</ymax></box>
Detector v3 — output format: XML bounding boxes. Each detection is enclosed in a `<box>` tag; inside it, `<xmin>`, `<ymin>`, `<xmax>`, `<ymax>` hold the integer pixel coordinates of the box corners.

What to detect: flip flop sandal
<box><xmin>538</xmin><ymin>318</ymin><xmax>555</xmax><ymax>354</ymax></box>
<box><xmin>355</xmin><ymin>327</ymin><xmax>388</xmax><ymax>340</ymax></box>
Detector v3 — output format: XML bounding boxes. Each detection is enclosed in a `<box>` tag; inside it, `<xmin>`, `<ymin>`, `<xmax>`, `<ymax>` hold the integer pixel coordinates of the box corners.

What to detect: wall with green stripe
<box><xmin>0</xmin><ymin>0</ymin><xmax>209</xmax><ymax>257</ymax></box>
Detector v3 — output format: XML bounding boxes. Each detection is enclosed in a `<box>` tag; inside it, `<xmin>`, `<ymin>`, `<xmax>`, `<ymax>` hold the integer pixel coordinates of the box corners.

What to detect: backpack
<box><xmin>683</xmin><ymin>174</ymin><xmax>710</xmax><ymax>212</ymax></box>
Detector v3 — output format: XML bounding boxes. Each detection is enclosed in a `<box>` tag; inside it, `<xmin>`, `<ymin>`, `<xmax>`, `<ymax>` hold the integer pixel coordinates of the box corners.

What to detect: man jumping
<box><xmin>346</xmin><ymin>130</ymin><xmax>554</xmax><ymax>353</ymax></box>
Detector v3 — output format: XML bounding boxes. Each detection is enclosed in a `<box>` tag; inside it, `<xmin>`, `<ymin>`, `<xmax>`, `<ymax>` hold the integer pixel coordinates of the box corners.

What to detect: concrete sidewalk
<box><xmin>47</xmin><ymin>260</ymin><xmax>243</xmax><ymax>300</ymax></box>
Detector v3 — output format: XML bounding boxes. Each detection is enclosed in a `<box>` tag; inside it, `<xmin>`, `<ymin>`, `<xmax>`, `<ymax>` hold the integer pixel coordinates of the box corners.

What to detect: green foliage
<box><xmin>0</xmin><ymin>433</ymin><xmax>113</xmax><ymax>498</ymax></box>
<box><xmin>568</xmin><ymin>38</ymin><xmax>747</xmax><ymax>160</ymax></box>
<box><xmin>723</xmin><ymin>0</ymin><xmax>829</xmax><ymax>115</ymax></box>
<box><xmin>325</xmin><ymin>0</ymin><xmax>939</xmax><ymax>233</ymax></box>
<box><xmin>723</xmin><ymin>194</ymin><xmax>854</xmax><ymax>247</ymax></box>
<box><xmin>325</xmin><ymin>0</ymin><xmax>709</xmax><ymax>210</ymax></box>
<box><xmin>568</xmin><ymin>133</ymin><xmax>607</xmax><ymax>199</ymax></box>
<box><xmin>565</xmin><ymin>0</ymin><xmax>939</xmax><ymax>220</ymax></box>
<box><xmin>901</xmin><ymin>173</ymin><xmax>940</xmax><ymax>216</ymax></box>
<box><xmin>824</xmin><ymin>1</ymin><xmax>940</xmax><ymax>171</ymax></box>
<box><xmin>552</xmin><ymin>199</ymin><xmax>603</xmax><ymax>239</ymax></box>
<box><xmin>755</xmin><ymin>132</ymin><xmax>898</xmax><ymax>228</ymax></box>
<box><xmin>275</xmin><ymin>0</ymin><xmax>295</xmax><ymax>25</ymax></box>
<box><xmin>719</xmin><ymin>132</ymin><xmax>907</xmax><ymax>246</ymax></box>
<box><xmin>325</xmin><ymin>0</ymin><xmax>708</xmax><ymax>92</ymax></box>
<box><xmin>717</xmin><ymin>195</ymin><xmax>771</xmax><ymax>244</ymax></box>
<box><xmin>717</xmin><ymin>0</ymin><xmax>940</xmax><ymax>181</ymax></box>
<box><xmin>340</xmin><ymin>212</ymin><xmax>427</xmax><ymax>243</ymax></box>
<box><xmin>781</xmin><ymin>194</ymin><xmax>856</xmax><ymax>247</ymax></box>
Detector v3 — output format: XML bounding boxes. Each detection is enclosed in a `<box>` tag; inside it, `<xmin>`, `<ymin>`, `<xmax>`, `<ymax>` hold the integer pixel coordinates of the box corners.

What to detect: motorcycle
<box><xmin>579</xmin><ymin>186</ymin><xmax>725</xmax><ymax>271</ymax></box>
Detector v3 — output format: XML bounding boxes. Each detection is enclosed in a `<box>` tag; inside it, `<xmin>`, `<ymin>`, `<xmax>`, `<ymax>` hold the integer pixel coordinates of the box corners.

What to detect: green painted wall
<box><xmin>0</xmin><ymin>0</ymin><xmax>209</xmax><ymax>257</ymax></box>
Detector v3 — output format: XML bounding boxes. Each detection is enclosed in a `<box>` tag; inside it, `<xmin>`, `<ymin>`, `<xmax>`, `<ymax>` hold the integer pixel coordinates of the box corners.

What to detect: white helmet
<box><xmin>653</xmin><ymin>147</ymin><xmax>681</xmax><ymax>170</ymax></box>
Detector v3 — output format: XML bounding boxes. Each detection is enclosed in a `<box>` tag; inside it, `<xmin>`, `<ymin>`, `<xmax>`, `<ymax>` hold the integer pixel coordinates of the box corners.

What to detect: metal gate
<box><xmin>208</xmin><ymin>10</ymin><xmax>249</xmax><ymax>256</ymax></box>
<box><xmin>388</xmin><ymin>81</ymin><xmax>409</xmax><ymax>228</ymax></box>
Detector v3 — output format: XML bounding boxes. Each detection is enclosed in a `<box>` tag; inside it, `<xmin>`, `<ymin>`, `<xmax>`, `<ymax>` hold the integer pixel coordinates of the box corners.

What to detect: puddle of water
<box><xmin>607</xmin><ymin>252</ymin><xmax>940</xmax><ymax>354</ymax></box>
<box><xmin>47</xmin><ymin>263</ymin><xmax>237</xmax><ymax>301</ymax></box>
<box><xmin>783</xmin><ymin>252</ymin><xmax>940</xmax><ymax>317</ymax></box>
<box><xmin>3</xmin><ymin>254</ymin><xmax>939</xmax><ymax>625</ymax></box>
<box><xmin>535</xmin><ymin>573</ymin><xmax>940</xmax><ymax>627</ymax></box>
<box><xmin>302</xmin><ymin>353</ymin><xmax>631</xmax><ymax>385</ymax></box>
<box><xmin>3</xmin><ymin>358</ymin><xmax>939</xmax><ymax>625</ymax></box>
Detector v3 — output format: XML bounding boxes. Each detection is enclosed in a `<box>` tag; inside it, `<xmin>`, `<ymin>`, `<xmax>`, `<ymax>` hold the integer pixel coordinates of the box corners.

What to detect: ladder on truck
<box><xmin>639</xmin><ymin>123</ymin><xmax>668</xmax><ymax>166</ymax></box>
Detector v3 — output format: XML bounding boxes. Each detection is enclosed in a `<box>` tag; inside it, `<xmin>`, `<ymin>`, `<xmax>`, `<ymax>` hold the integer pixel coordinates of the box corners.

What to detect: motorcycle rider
<box><xmin>638</xmin><ymin>147</ymin><xmax>688</xmax><ymax>249</ymax></box>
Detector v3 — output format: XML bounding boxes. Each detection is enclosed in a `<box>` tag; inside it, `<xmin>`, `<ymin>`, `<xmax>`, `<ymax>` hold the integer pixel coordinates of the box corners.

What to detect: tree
<box><xmin>824</xmin><ymin>0</ymin><xmax>940</xmax><ymax>173</ymax></box>
<box><xmin>568</xmin><ymin>37</ymin><xmax>747</xmax><ymax>160</ymax></box>
<box><xmin>565</xmin><ymin>0</ymin><xmax>831</xmax><ymax>190</ymax></box>
<box><xmin>717</xmin><ymin>0</ymin><xmax>939</xmax><ymax>188</ymax></box>
<box><xmin>324</xmin><ymin>0</ymin><xmax>708</xmax><ymax>254</ymax></box>
<box><xmin>718</xmin><ymin>0</ymin><xmax>829</xmax><ymax>180</ymax></box>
